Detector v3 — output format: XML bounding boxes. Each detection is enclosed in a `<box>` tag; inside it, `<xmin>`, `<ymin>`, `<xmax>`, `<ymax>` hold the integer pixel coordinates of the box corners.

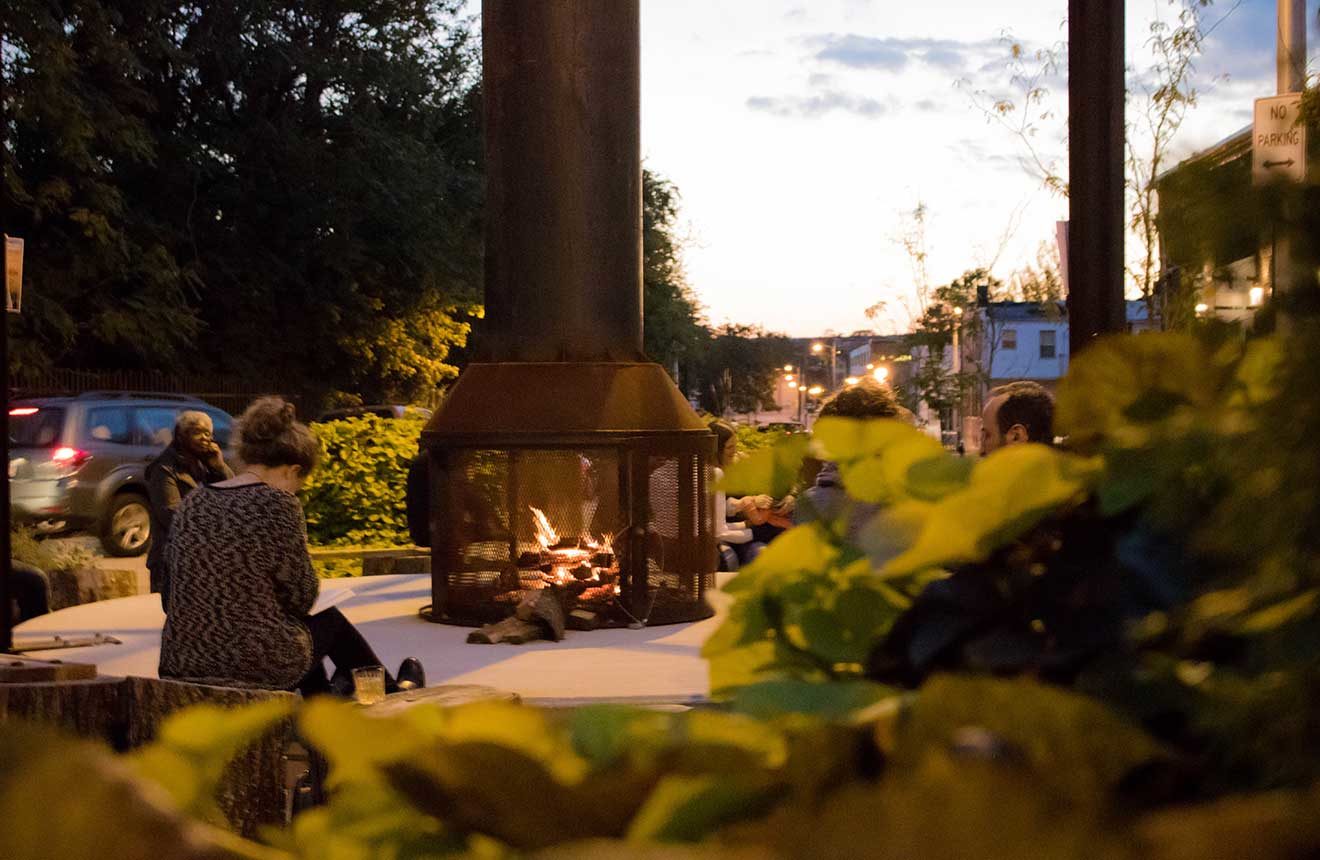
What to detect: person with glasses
<box><xmin>146</xmin><ymin>410</ymin><xmax>233</xmax><ymax>609</ymax></box>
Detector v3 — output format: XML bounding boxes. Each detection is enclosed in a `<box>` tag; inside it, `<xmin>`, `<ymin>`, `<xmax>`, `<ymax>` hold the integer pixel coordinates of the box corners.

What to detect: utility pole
<box><xmin>1273</xmin><ymin>0</ymin><xmax>1307</xmax><ymax>310</ymax></box>
<box><xmin>1066</xmin><ymin>1</ymin><xmax>1126</xmax><ymax>352</ymax></box>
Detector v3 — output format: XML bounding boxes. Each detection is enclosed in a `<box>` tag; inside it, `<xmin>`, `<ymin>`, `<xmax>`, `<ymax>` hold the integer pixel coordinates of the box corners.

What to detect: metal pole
<box><xmin>1067</xmin><ymin>0</ymin><xmax>1127</xmax><ymax>352</ymax></box>
<box><xmin>1277</xmin><ymin>0</ymin><xmax>1306</xmax><ymax>94</ymax></box>
<box><xmin>1274</xmin><ymin>0</ymin><xmax>1307</xmax><ymax>310</ymax></box>
<box><xmin>2</xmin><ymin>265</ymin><xmax>10</xmax><ymax>652</ymax></box>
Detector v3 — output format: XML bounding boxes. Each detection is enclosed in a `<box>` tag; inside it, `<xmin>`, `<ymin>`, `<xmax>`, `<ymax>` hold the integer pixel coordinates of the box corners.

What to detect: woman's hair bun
<box><xmin>239</xmin><ymin>397</ymin><xmax>297</xmax><ymax>443</ymax></box>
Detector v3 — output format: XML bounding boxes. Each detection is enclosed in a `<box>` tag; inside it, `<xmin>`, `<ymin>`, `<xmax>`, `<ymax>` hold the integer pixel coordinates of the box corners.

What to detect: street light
<box><xmin>807</xmin><ymin>385</ymin><xmax>824</xmax><ymax>396</ymax></box>
<box><xmin>783</xmin><ymin>364</ymin><xmax>794</xmax><ymax>372</ymax></box>
<box><xmin>873</xmin><ymin>366</ymin><xmax>889</xmax><ymax>383</ymax></box>
<box><xmin>1194</xmin><ymin>302</ymin><xmax>1209</xmax><ymax>315</ymax></box>
<box><xmin>811</xmin><ymin>342</ymin><xmax>824</xmax><ymax>353</ymax></box>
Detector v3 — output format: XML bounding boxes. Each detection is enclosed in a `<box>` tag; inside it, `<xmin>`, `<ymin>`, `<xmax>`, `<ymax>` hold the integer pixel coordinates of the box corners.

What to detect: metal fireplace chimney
<box><xmin>421</xmin><ymin>0</ymin><xmax>716</xmax><ymax>628</ymax></box>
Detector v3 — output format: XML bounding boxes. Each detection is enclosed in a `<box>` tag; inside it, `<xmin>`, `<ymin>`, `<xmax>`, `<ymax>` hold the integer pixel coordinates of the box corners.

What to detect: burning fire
<box><xmin>528</xmin><ymin>506</ymin><xmax>616</xmax><ymax>588</ymax></box>
<box><xmin>531</xmin><ymin>506</ymin><xmax>559</xmax><ymax>550</ymax></box>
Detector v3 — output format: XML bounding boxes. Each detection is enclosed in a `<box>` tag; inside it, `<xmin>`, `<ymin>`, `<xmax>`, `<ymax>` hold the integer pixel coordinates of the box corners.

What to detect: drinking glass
<box><xmin>352</xmin><ymin>666</ymin><xmax>387</xmax><ymax>705</ymax></box>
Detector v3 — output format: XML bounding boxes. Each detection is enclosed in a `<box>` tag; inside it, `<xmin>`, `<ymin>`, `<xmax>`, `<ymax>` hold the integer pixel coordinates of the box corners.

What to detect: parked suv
<box><xmin>8</xmin><ymin>392</ymin><xmax>235</xmax><ymax>556</ymax></box>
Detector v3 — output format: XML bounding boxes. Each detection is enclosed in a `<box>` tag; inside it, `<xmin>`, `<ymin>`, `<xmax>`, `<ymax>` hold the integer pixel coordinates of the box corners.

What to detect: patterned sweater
<box><xmin>158</xmin><ymin>482</ymin><xmax>319</xmax><ymax>689</ymax></box>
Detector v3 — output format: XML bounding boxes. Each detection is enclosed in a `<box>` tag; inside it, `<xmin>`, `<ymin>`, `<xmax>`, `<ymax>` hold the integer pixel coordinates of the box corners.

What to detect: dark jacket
<box><xmin>405</xmin><ymin>453</ymin><xmax>431</xmax><ymax>547</ymax></box>
<box><xmin>145</xmin><ymin>442</ymin><xmax>232</xmax><ymax>606</ymax></box>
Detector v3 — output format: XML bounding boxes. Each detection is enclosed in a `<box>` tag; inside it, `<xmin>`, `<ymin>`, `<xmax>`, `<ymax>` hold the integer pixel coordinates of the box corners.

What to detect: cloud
<box><xmin>808</xmin><ymin>33</ymin><xmax>1000</xmax><ymax>74</ymax></box>
<box><xmin>747</xmin><ymin>89</ymin><xmax>891</xmax><ymax>119</ymax></box>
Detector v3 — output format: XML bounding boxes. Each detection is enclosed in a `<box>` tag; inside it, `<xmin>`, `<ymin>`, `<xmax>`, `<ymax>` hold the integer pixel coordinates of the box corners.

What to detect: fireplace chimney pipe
<box><xmin>480</xmin><ymin>0</ymin><xmax>644</xmax><ymax>362</ymax></box>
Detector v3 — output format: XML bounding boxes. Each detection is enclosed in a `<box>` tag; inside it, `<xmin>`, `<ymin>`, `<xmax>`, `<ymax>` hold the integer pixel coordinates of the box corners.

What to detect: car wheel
<box><xmin>101</xmin><ymin>492</ymin><xmax>152</xmax><ymax>557</ymax></box>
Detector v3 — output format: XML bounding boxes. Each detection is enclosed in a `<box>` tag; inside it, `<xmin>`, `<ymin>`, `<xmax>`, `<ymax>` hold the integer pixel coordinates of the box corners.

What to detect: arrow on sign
<box><xmin>1264</xmin><ymin>159</ymin><xmax>1296</xmax><ymax>168</ymax></box>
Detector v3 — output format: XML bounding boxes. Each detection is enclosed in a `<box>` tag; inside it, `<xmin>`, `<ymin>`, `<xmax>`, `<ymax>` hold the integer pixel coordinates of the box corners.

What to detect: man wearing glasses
<box><xmin>146</xmin><ymin>411</ymin><xmax>234</xmax><ymax>610</ymax></box>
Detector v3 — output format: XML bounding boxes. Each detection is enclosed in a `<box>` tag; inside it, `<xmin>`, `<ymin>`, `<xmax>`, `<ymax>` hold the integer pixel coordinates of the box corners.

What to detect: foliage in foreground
<box><xmin>4</xmin><ymin>324</ymin><xmax>1320</xmax><ymax>858</ymax></box>
<box><xmin>11</xmin><ymin>676</ymin><xmax>1320</xmax><ymax>860</ymax></box>
<box><xmin>300</xmin><ymin>414</ymin><xmax>427</xmax><ymax>548</ymax></box>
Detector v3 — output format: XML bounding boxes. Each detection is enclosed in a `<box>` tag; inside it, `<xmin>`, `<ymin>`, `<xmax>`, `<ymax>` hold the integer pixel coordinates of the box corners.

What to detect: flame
<box><xmin>530</xmin><ymin>506</ymin><xmax>559</xmax><ymax>550</ymax></box>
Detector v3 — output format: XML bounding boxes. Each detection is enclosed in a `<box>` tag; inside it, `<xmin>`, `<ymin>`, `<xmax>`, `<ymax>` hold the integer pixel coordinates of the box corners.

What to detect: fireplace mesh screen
<box><xmin>430</xmin><ymin>441</ymin><xmax>714</xmax><ymax>627</ymax></box>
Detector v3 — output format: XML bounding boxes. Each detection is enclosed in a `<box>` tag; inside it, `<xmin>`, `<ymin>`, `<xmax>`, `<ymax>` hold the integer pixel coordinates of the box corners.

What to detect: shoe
<box><xmin>395</xmin><ymin>657</ymin><xmax>426</xmax><ymax>692</ymax></box>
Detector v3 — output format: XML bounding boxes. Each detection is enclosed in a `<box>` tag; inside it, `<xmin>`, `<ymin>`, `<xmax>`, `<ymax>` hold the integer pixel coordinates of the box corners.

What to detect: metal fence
<box><xmin>7</xmin><ymin>368</ymin><xmax>309</xmax><ymax>418</ymax></box>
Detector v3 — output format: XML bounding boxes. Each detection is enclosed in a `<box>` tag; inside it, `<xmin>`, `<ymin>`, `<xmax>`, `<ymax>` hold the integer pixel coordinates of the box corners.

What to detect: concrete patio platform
<box><xmin>14</xmin><ymin>574</ymin><xmax>733</xmax><ymax>706</ymax></box>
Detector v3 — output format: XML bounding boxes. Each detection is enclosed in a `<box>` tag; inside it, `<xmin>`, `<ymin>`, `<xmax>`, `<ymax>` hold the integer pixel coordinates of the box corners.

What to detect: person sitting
<box><xmin>146</xmin><ymin>410</ymin><xmax>233</xmax><ymax>610</ymax></box>
<box><xmin>8</xmin><ymin>560</ymin><xmax>50</xmax><ymax>624</ymax></box>
<box><xmin>797</xmin><ymin>378</ymin><xmax>905</xmax><ymax>525</ymax></box>
<box><xmin>978</xmin><ymin>381</ymin><xmax>1055</xmax><ymax>455</ymax></box>
<box><xmin>709</xmin><ymin>420</ymin><xmax>753</xmax><ymax>571</ymax></box>
<box><xmin>158</xmin><ymin>397</ymin><xmax>423</xmax><ymax>697</ymax></box>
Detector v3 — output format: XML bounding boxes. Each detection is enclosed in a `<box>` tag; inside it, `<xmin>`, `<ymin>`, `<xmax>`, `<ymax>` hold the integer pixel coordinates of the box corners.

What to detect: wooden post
<box><xmin>1067</xmin><ymin>0</ymin><xmax>1127</xmax><ymax>351</ymax></box>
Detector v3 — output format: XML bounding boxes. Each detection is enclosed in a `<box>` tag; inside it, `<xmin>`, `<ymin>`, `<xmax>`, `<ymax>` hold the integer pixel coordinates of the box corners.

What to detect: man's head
<box><xmin>819</xmin><ymin>378</ymin><xmax>901</xmax><ymax>420</ymax></box>
<box><xmin>174</xmin><ymin>411</ymin><xmax>216</xmax><ymax>458</ymax></box>
<box><xmin>980</xmin><ymin>381</ymin><xmax>1054</xmax><ymax>455</ymax></box>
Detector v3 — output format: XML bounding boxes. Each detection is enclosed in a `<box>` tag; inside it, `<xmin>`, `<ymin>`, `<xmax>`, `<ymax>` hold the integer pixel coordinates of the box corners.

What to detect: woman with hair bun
<box><xmin>159</xmin><ymin>397</ymin><xmax>424</xmax><ymax>697</ymax></box>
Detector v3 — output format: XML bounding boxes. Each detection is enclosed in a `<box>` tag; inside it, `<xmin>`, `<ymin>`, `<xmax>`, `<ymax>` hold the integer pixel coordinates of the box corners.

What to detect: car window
<box><xmin>204</xmin><ymin>410</ymin><xmax>233</xmax><ymax>447</ymax></box>
<box><xmin>84</xmin><ymin>406</ymin><xmax>132</xmax><ymax>445</ymax></box>
<box><xmin>133</xmin><ymin>407</ymin><xmax>181</xmax><ymax>448</ymax></box>
<box><xmin>9</xmin><ymin>406</ymin><xmax>65</xmax><ymax>448</ymax></box>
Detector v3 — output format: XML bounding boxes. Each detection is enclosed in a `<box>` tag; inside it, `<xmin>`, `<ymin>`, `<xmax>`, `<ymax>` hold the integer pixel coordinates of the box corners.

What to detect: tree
<box><xmin>642</xmin><ymin>170</ymin><xmax>705</xmax><ymax>384</ymax></box>
<box><xmin>1</xmin><ymin>0</ymin><xmax>205</xmax><ymax>371</ymax></box>
<box><xmin>695</xmin><ymin>324</ymin><xmax>794</xmax><ymax>417</ymax></box>
<box><xmin>2</xmin><ymin>0</ymin><xmax>484</xmax><ymax>404</ymax></box>
<box><xmin>902</xmin><ymin>269</ymin><xmax>1004</xmax><ymax>419</ymax></box>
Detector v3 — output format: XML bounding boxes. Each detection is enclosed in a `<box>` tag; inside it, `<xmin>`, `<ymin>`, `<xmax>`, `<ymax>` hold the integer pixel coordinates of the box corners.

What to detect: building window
<box><xmin>1039</xmin><ymin>330</ymin><xmax>1056</xmax><ymax>359</ymax></box>
<box><xmin>1001</xmin><ymin>329</ymin><xmax>1017</xmax><ymax>350</ymax></box>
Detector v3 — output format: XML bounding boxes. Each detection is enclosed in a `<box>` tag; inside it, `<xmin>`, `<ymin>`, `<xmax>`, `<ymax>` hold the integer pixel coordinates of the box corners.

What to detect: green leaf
<box><xmin>0</xmin><ymin>725</ymin><xmax>284</xmax><ymax>860</ymax></box>
<box><xmin>881</xmin><ymin>445</ymin><xmax>1100</xmax><ymax>578</ymax></box>
<box><xmin>1234</xmin><ymin>590</ymin><xmax>1318</xmax><ymax>635</ymax></box>
<box><xmin>1056</xmin><ymin>333</ymin><xmax>1225</xmax><ymax>448</ymax></box>
<box><xmin>738</xmin><ymin>522</ymin><xmax>840</xmax><ymax>583</ymax></box>
<box><xmin>904</xmin><ymin>455</ymin><xmax>974</xmax><ymax>501</ymax></box>
<box><xmin>626</xmin><ymin>775</ymin><xmax>781</xmax><ymax>843</ymax></box>
<box><xmin>729</xmin><ymin>680</ymin><xmax>895</xmax><ymax>720</ymax></box>
<box><xmin>718</xmin><ymin>434</ymin><xmax>810</xmax><ymax>498</ymax></box>
<box><xmin>130</xmin><ymin>700</ymin><xmax>294</xmax><ymax>825</ymax></box>
<box><xmin>891</xmin><ymin>676</ymin><xmax>1166</xmax><ymax>807</ymax></box>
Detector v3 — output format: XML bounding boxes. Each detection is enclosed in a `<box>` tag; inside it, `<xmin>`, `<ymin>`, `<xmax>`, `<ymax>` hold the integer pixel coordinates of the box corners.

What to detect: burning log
<box><xmin>515</xmin><ymin>588</ymin><xmax>566</xmax><ymax>640</ymax></box>
<box><xmin>465</xmin><ymin>616</ymin><xmax>546</xmax><ymax>645</ymax></box>
<box><xmin>467</xmin><ymin>587</ymin><xmax>566</xmax><ymax>645</ymax></box>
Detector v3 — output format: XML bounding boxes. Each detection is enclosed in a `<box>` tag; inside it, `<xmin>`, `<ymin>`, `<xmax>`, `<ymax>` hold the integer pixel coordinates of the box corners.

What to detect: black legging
<box><xmin>293</xmin><ymin>607</ymin><xmax>388</xmax><ymax>697</ymax></box>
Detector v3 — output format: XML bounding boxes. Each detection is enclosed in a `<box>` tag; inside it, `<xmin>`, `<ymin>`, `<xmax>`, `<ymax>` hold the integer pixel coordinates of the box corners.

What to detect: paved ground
<box><xmin>14</xmin><ymin>574</ymin><xmax>733</xmax><ymax>705</ymax></box>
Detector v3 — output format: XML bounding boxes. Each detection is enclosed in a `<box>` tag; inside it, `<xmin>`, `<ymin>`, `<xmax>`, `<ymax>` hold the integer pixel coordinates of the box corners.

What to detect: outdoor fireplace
<box><xmin>419</xmin><ymin>0</ymin><xmax>716</xmax><ymax>628</ymax></box>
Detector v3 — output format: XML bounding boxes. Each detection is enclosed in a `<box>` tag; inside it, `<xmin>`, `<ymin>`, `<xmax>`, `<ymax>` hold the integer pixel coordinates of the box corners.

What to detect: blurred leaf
<box><xmin>0</xmin><ymin>724</ymin><xmax>283</xmax><ymax>860</ymax></box>
<box><xmin>734</xmin><ymin>523</ymin><xmax>840</xmax><ymax>585</ymax></box>
<box><xmin>890</xmin><ymin>676</ymin><xmax>1166</xmax><ymax>807</ymax></box>
<box><xmin>1234</xmin><ymin>590</ymin><xmax>1318</xmax><ymax>635</ymax></box>
<box><xmin>626</xmin><ymin>775</ymin><xmax>782</xmax><ymax>843</ymax></box>
<box><xmin>880</xmin><ymin>445</ymin><xmax>1100</xmax><ymax>578</ymax></box>
<box><xmin>1137</xmin><ymin>788</ymin><xmax>1320</xmax><ymax>860</ymax></box>
<box><xmin>729</xmin><ymin>680</ymin><xmax>895</xmax><ymax>721</ymax></box>
<box><xmin>130</xmin><ymin>700</ymin><xmax>293</xmax><ymax>825</ymax></box>
<box><xmin>1056</xmin><ymin>333</ymin><xmax>1225</xmax><ymax>448</ymax></box>
<box><xmin>718</xmin><ymin>434</ymin><xmax>810</xmax><ymax>499</ymax></box>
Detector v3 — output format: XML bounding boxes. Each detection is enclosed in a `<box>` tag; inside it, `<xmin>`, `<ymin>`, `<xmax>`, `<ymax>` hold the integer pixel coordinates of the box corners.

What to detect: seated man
<box><xmin>978</xmin><ymin>381</ymin><xmax>1055</xmax><ymax>455</ymax></box>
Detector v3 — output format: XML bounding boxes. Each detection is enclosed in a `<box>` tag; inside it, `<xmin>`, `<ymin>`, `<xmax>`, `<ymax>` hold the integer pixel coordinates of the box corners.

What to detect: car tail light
<box><xmin>9</xmin><ymin>407</ymin><xmax>39</xmax><ymax>416</ymax></box>
<box><xmin>46</xmin><ymin>447</ymin><xmax>92</xmax><ymax>476</ymax></box>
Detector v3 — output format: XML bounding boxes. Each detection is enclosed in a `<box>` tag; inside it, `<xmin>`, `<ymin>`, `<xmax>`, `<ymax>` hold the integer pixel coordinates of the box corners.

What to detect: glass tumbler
<box><xmin>352</xmin><ymin>666</ymin><xmax>387</xmax><ymax>705</ymax></box>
